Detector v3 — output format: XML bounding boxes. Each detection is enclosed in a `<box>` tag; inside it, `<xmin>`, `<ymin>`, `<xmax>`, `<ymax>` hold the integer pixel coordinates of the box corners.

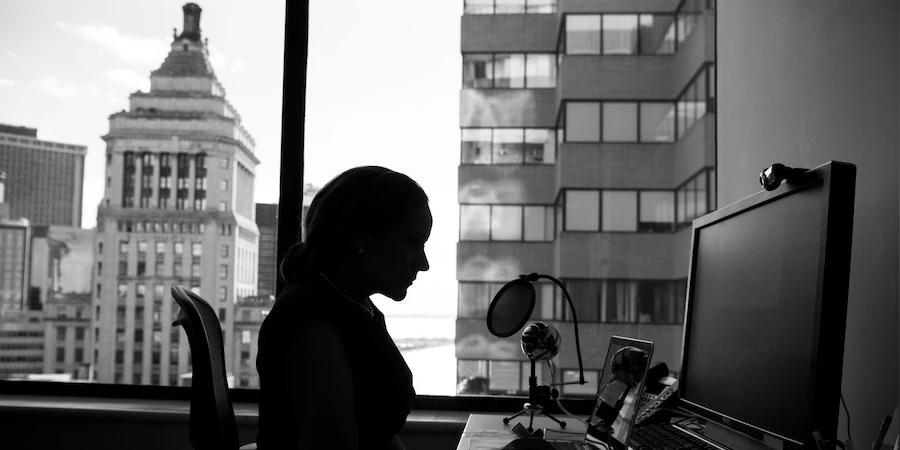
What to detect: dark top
<box><xmin>255</xmin><ymin>270</ymin><xmax>415</xmax><ymax>450</ymax></box>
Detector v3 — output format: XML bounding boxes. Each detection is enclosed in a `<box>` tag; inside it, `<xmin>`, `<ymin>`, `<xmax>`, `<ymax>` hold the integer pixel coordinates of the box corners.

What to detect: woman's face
<box><xmin>362</xmin><ymin>203</ymin><xmax>433</xmax><ymax>300</ymax></box>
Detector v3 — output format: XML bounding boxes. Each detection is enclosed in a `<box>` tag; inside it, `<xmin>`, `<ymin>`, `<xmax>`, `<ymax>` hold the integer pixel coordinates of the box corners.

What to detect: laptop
<box><xmin>543</xmin><ymin>335</ymin><xmax>655</xmax><ymax>450</ymax></box>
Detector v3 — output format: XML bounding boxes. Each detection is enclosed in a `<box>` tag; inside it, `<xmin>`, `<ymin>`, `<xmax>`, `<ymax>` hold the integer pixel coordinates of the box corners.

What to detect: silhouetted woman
<box><xmin>256</xmin><ymin>166</ymin><xmax>431</xmax><ymax>450</ymax></box>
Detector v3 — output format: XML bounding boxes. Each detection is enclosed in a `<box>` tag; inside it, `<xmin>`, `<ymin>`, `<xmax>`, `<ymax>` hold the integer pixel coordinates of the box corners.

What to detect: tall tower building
<box><xmin>93</xmin><ymin>3</ymin><xmax>260</xmax><ymax>385</ymax></box>
<box><xmin>0</xmin><ymin>124</ymin><xmax>86</xmax><ymax>227</ymax></box>
<box><xmin>456</xmin><ymin>0</ymin><xmax>716</xmax><ymax>395</ymax></box>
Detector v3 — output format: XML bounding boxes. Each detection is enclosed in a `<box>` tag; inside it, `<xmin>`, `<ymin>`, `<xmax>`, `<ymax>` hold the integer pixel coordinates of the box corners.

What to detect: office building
<box><xmin>0</xmin><ymin>124</ymin><xmax>87</xmax><ymax>227</ymax></box>
<box><xmin>0</xmin><ymin>218</ymin><xmax>31</xmax><ymax>313</ymax></box>
<box><xmin>232</xmin><ymin>294</ymin><xmax>274</xmax><ymax>388</ymax></box>
<box><xmin>93</xmin><ymin>3</ymin><xmax>260</xmax><ymax>385</ymax></box>
<box><xmin>456</xmin><ymin>0</ymin><xmax>716</xmax><ymax>395</ymax></box>
<box><xmin>255</xmin><ymin>203</ymin><xmax>277</xmax><ymax>297</ymax></box>
<box><xmin>29</xmin><ymin>226</ymin><xmax>95</xmax><ymax>378</ymax></box>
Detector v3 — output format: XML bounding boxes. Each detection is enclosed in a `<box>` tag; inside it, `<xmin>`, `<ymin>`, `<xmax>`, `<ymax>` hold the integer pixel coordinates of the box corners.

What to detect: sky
<box><xmin>0</xmin><ymin>0</ymin><xmax>463</xmax><ymax>318</ymax></box>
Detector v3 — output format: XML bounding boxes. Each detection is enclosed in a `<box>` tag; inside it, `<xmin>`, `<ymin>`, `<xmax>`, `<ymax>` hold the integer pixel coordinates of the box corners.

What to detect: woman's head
<box><xmin>282</xmin><ymin>166</ymin><xmax>432</xmax><ymax>300</ymax></box>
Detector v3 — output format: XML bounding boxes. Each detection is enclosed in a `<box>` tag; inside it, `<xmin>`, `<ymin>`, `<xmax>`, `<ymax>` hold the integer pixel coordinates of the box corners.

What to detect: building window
<box><xmin>218</xmin><ymin>308</ymin><xmax>226</xmax><ymax>322</ymax></box>
<box><xmin>57</xmin><ymin>327</ymin><xmax>66</xmax><ymax>341</ymax></box>
<box><xmin>219</xmin><ymin>264</ymin><xmax>228</xmax><ymax>279</ymax></box>
<box><xmin>602</xmin><ymin>15</ymin><xmax>639</xmax><ymax>55</ymax></box>
<box><xmin>218</xmin><ymin>286</ymin><xmax>228</xmax><ymax>302</ymax></box>
<box><xmin>460</xmin><ymin>204</ymin><xmax>554</xmax><ymax>241</ymax></box>
<box><xmin>191</xmin><ymin>263</ymin><xmax>201</xmax><ymax>278</ymax></box>
<box><xmin>640</xmin><ymin>103</ymin><xmax>676</xmax><ymax>142</ymax></box>
<box><xmin>565</xmin><ymin>15</ymin><xmax>602</xmax><ymax>54</ymax></box>
<box><xmin>565</xmin><ymin>102</ymin><xmax>601</xmax><ymax>142</ymax></box>
<box><xmin>219</xmin><ymin>201</ymin><xmax>228</xmax><ymax>212</ymax></box>
<box><xmin>221</xmin><ymin>244</ymin><xmax>229</xmax><ymax>258</ymax></box>
<box><xmin>219</xmin><ymin>179</ymin><xmax>228</xmax><ymax>191</ymax></box>
<box><xmin>463</xmin><ymin>53</ymin><xmax>556</xmax><ymax>88</ymax></box>
<box><xmin>602</xmin><ymin>191</ymin><xmax>638</xmax><ymax>231</ymax></box>
<box><xmin>464</xmin><ymin>0</ymin><xmax>556</xmax><ymax>14</ymax></box>
<box><xmin>565</xmin><ymin>190</ymin><xmax>600</xmax><ymax>231</ymax></box>
<box><xmin>241</xmin><ymin>330</ymin><xmax>251</xmax><ymax>344</ymax></box>
<box><xmin>602</xmin><ymin>103</ymin><xmax>638</xmax><ymax>142</ymax></box>
<box><xmin>221</xmin><ymin>157</ymin><xmax>229</xmax><ymax>169</ymax></box>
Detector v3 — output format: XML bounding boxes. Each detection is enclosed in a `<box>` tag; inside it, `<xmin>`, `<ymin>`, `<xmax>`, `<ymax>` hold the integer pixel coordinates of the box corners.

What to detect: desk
<box><xmin>456</xmin><ymin>413</ymin><xmax>590</xmax><ymax>450</ymax></box>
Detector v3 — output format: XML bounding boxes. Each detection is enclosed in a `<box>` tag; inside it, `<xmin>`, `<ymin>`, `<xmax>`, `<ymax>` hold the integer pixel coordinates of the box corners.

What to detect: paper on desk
<box><xmin>464</xmin><ymin>430</ymin><xmax>515</xmax><ymax>450</ymax></box>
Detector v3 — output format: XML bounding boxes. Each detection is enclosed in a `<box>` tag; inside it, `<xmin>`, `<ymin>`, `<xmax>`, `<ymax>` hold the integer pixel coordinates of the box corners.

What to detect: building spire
<box><xmin>178</xmin><ymin>3</ymin><xmax>202</xmax><ymax>42</ymax></box>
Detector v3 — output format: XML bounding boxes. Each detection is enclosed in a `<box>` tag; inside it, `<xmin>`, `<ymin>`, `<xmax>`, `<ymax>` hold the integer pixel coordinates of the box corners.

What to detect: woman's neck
<box><xmin>320</xmin><ymin>265</ymin><xmax>371</xmax><ymax>301</ymax></box>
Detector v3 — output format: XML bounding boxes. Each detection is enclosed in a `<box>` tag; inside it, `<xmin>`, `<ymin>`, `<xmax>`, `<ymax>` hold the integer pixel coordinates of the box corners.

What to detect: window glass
<box><xmin>696</xmin><ymin>170</ymin><xmax>708</xmax><ymax>215</ymax></box>
<box><xmin>490</xmin><ymin>205</ymin><xmax>523</xmax><ymax>240</ymax></box>
<box><xmin>562</xmin><ymin>370</ymin><xmax>598</xmax><ymax>395</ymax></box>
<box><xmin>525</xmin><ymin>54</ymin><xmax>556</xmax><ymax>88</ymax></box>
<box><xmin>458</xmin><ymin>283</ymin><xmax>491</xmax><ymax>318</ymax></box>
<box><xmin>639</xmin><ymin>191</ymin><xmax>675</xmax><ymax>232</ymax></box>
<box><xmin>524</xmin><ymin>129</ymin><xmax>555</xmax><ymax>164</ymax></box>
<box><xmin>523</xmin><ymin>206</ymin><xmax>547</xmax><ymax>241</ymax></box>
<box><xmin>603</xmin><ymin>102</ymin><xmax>638</xmax><ymax>142</ymax></box>
<box><xmin>565</xmin><ymin>102</ymin><xmax>601</xmax><ymax>142</ymax></box>
<box><xmin>684</xmin><ymin>177</ymin><xmax>697</xmax><ymax>221</ymax></box>
<box><xmin>460</xmin><ymin>205</ymin><xmax>491</xmax><ymax>240</ymax></box>
<box><xmin>566</xmin><ymin>15</ymin><xmax>601</xmax><ymax>54</ymax></box>
<box><xmin>639</xmin><ymin>15</ymin><xmax>676</xmax><ymax>54</ymax></box>
<box><xmin>464</xmin><ymin>0</ymin><xmax>494</xmax><ymax>14</ymax></box>
<box><xmin>463</xmin><ymin>54</ymin><xmax>493</xmax><ymax>88</ymax></box>
<box><xmin>565</xmin><ymin>190</ymin><xmax>600</xmax><ymax>231</ymax></box>
<box><xmin>602</xmin><ymin>191</ymin><xmax>638</xmax><ymax>231</ymax></box>
<box><xmin>492</xmin><ymin>129</ymin><xmax>524</xmax><ymax>164</ymax></box>
<box><xmin>526</xmin><ymin>0</ymin><xmax>555</xmax><ymax>14</ymax></box>
<box><xmin>696</xmin><ymin>68</ymin><xmax>708</xmax><ymax>119</ymax></box>
<box><xmin>488</xmin><ymin>361</ymin><xmax>521</xmax><ymax>393</ymax></box>
<box><xmin>603</xmin><ymin>15</ymin><xmax>639</xmax><ymax>55</ymax></box>
<box><xmin>495</xmin><ymin>0</ymin><xmax>526</xmax><ymax>14</ymax></box>
<box><xmin>494</xmin><ymin>54</ymin><xmax>526</xmax><ymax>88</ymax></box>
<box><xmin>461</xmin><ymin>129</ymin><xmax>492</xmax><ymax>164</ymax></box>
<box><xmin>640</xmin><ymin>103</ymin><xmax>675</xmax><ymax>142</ymax></box>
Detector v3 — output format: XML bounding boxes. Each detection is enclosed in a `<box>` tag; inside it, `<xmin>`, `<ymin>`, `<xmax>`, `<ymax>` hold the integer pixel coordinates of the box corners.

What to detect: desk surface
<box><xmin>457</xmin><ymin>413</ymin><xmax>590</xmax><ymax>450</ymax></box>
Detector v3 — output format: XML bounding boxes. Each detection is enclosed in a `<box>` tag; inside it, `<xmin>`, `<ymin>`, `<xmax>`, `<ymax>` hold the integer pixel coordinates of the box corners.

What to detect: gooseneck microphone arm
<box><xmin>524</xmin><ymin>273</ymin><xmax>585</xmax><ymax>385</ymax></box>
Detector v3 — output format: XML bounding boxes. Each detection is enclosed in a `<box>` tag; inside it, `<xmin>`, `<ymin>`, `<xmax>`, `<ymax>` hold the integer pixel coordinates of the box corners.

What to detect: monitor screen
<box><xmin>587</xmin><ymin>336</ymin><xmax>653</xmax><ymax>450</ymax></box>
<box><xmin>680</xmin><ymin>162</ymin><xmax>855</xmax><ymax>447</ymax></box>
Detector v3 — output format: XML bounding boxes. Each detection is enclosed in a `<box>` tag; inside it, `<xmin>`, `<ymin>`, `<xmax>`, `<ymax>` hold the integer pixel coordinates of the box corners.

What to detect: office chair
<box><xmin>171</xmin><ymin>285</ymin><xmax>256</xmax><ymax>450</ymax></box>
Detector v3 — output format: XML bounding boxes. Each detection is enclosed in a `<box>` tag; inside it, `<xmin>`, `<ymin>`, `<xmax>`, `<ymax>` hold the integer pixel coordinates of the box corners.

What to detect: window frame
<box><xmin>0</xmin><ymin>0</ymin><xmax>602</xmax><ymax>417</ymax></box>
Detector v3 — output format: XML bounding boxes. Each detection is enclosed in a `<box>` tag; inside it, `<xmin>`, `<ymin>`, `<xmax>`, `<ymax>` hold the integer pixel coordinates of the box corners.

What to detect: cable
<box><xmin>547</xmin><ymin>359</ymin><xmax>589</xmax><ymax>427</ymax></box>
<box><xmin>840</xmin><ymin>393</ymin><xmax>853</xmax><ymax>443</ymax></box>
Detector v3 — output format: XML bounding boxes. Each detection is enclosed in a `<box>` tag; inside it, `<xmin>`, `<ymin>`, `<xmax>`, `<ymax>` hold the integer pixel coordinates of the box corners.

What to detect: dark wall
<box><xmin>717</xmin><ymin>0</ymin><xmax>899</xmax><ymax>444</ymax></box>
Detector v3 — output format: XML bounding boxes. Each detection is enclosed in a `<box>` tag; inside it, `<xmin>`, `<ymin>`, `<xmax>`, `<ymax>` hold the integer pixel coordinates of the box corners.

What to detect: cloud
<box><xmin>0</xmin><ymin>78</ymin><xmax>14</xmax><ymax>87</ymax></box>
<box><xmin>4</xmin><ymin>51</ymin><xmax>23</xmax><ymax>60</ymax></box>
<box><xmin>56</xmin><ymin>22</ymin><xmax>169</xmax><ymax>65</ymax></box>
<box><xmin>106</xmin><ymin>68</ymin><xmax>148</xmax><ymax>91</ymax></box>
<box><xmin>34</xmin><ymin>76</ymin><xmax>77</xmax><ymax>97</ymax></box>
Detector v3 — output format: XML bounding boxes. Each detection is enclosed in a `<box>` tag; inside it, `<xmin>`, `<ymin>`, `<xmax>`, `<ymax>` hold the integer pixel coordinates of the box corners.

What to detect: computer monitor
<box><xmin>679</xmin><ymin>161</ymin><xmax>856</xmax><ymax>450</ymax></box>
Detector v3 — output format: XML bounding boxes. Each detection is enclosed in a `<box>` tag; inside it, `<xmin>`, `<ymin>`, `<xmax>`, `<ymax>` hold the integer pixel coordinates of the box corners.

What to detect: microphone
<box><xmin>486</xmin><ymin>273</ymin><xmax>586</xmax><ymax>385</ymax></box>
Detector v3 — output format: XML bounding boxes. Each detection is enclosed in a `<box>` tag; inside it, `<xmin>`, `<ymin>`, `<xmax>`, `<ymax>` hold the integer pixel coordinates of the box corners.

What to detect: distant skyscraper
<box><xmin>0</xmin><ymin>124</ymin><xmax>86</xmax><ymax>227</ymax></box>
<box><xmin>0</xmin><ymin>217</ymin><xmax>30</xmax><ymax>313</ymax></box>
<box><xmin>255</xmin><ymin>203</ymin><xmax>277</xmax><ymax>297</ymax></box>
<box><xmin>93</xmin><ymin>3</ymin><xmax>260</xmax><ymax>386</ymax></box>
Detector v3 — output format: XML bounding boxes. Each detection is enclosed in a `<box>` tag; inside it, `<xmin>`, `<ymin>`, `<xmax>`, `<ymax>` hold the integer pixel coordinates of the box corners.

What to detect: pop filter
<box><xmin>486</xmin><ymin>276</ymin><xmax>536</xmax><ymax>338</ymax></box>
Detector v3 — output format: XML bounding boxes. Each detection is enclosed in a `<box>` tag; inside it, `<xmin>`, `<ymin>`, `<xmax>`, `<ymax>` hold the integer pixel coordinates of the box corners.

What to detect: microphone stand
<box><xmin>503</xmin><ymin>358</ymin><xmax>566</xmax><ymax>433</ymax></box>
<box><xmin>502</xmin><ymin>273</ymin><xmax>587</xmax><ymax>434</ymax></box>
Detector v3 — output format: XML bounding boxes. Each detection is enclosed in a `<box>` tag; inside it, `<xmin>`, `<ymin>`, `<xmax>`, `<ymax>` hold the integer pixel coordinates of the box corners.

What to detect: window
<box><xmin>219</xmin><ymin>201</ymin><xmax>228</xmax><ymax>211</ymax></box>
<box><xmin>219</xmin><ymin>264</ymin><xmax>228</xmax><ymax>279</ymax></box>
<box><xmin>602</xmin><ymin>102</ymin><xmax>638</xmax><ymax>142</ymax></box>
<box><xmin>640</xmin><ymin>103</ymin><xmax>676</xmax><ymax>142</ymax></box>
<box><xmin>218</xmin><ymin>308</ymin><xmax>226</xmax><ymax>322</ymax></box>
<box><xmin>565</xmin><ymin>102</ymin><xmax>601</xmax><ymax>142</ymax></box>
<box><xmin>219</xmin><ymin>286</ymin><xmax>228</xmax><ymax>302</ymax></box>
<box><xmin>602</xmin><ymin>15</ymin><xmax>639</xmax><ymax>55</ymax></box>
<box><xmin>463</xmin><ymin>53</ymin><xmax>556</xmax><ymax>88</ymax></box>
<box><xmin>174</xmin><ymin>242</ymin><xmax>183</xmax><ymax>255</ymax></box>
<box><xmin>565</xmin><ymin>191</ymin><xmax>600</xmax><ymax>231</ymax></box>
<box><xmin>460</xmin><ymin>205</ymin><xmax>490</xmax><ymax>240</ymax></box>
<box><xmin>221</xmin><ymin>244</ymin><xmax>229</xmax><ymax>257</ymax></box>
<box><xmin>566</xmin><ymin>15</ymin><xmax>601</xmax><ymax>54</ymax></box>
<box><xmin>221</xmin><ymin>157</ymin><xmax>229</xmax><ymax>169</ymax></box>
<box><xmin>219</xmin><ymin>179</ymin><xmax>228</xmax><ymax>191</ymax></box>
<box><xmin>639</xmin><ymin>191</ymin><xmax>675</xmax><ymax>232</ymax></box>
<box><xmin>191</xmin><ymin>242</ymin><xmax>202</xmax><ymax>256</ymax></box>
<box><xmin>241</xmin><ymin>330</ymin><xmax>251</xmax><ymax>344</ymax></box>
<box><xmin>602</xmin><ymin>191</ymin><xmax>637</xmax><ymax>231</ymax></box>
<box><xmin>461</xmin><ymin>128</ymin><xmax>556</xmax><ymax>165</ymax></box>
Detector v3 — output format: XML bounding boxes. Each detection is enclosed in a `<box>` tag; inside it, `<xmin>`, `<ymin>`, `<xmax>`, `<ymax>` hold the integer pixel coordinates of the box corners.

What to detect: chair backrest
<box><xmin>171</xmin><ymin>285</ymin><xmax>239</xmax><ymax>450</ymax></box>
